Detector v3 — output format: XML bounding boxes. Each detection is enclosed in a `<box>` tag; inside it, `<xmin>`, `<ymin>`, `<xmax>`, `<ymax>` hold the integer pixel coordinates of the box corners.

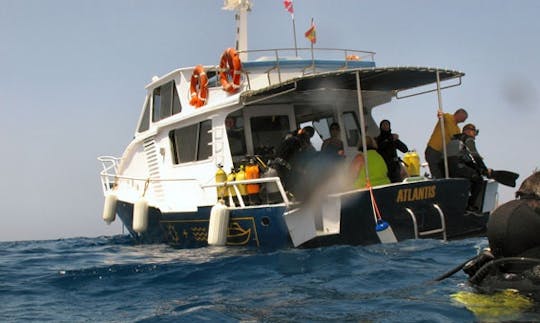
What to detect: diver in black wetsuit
<box><xmin>487</xmin><ymin>171</ymin><xmax>540</xmax><ymax>258</ymax></box>
<box><xmin>375</xmin><ymin>119</ymin><xmax>408</xmax><ymax>183</ymax></box>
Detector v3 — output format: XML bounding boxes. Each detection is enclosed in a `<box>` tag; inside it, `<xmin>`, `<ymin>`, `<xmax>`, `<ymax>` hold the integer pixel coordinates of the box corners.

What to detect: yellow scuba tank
<box><xmin>235</xmin><ymin>165</ymin><xmax>248</xmax><ymax>196</ymax></box>
<box><xmin>215</xmin><ymin>164</ymin><xmax>227</xmax><ymax>199</ymax></box>
<box><xmin>226</xmin><ymin>168</ymin><xmax>236</xmax><ymax>197</ymax></box>
<box><xmin>403</xmin><ymin>150</ymin><xmax>420</xmax><ymax>177</ymax></box>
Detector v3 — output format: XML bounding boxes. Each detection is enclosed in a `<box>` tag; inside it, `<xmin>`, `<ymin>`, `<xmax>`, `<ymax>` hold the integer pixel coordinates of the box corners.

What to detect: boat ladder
<box><xmin>404</xmin><ymin>204</ymin><xmax>447</xmax><ymax>241</ymax></box>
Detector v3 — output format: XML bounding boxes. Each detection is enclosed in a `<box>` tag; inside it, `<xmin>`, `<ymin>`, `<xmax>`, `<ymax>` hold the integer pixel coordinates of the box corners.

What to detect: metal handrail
<box><xmin>238</xmin><ymin>47</ymin><xmax>376</xmax><ymax>62</ymax></box>
<box><xmin>236</xmin><ymin>47</ymin><xmax>376</xmax><ymax>90</ymax></box>
<box><xmin>201</xmin><ymin>177</ymin><xmax>290</xmax><ymax>207</ymax></box>
<box><xmin>97</xmin><ymin>156</ymin><xmax>122</xmax><ymax>193</ymax></box>
<box><xmin>98</xmin><ymin>157</ymin><xmax>290</xmax><ymax>207</ymax></box>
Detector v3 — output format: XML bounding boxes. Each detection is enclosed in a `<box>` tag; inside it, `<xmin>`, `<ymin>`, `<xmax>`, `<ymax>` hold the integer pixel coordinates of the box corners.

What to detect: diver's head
<box><xmin>516</xmin><ymin>171</ymin><xmax>540</xmax><ymax>207</ymax></box>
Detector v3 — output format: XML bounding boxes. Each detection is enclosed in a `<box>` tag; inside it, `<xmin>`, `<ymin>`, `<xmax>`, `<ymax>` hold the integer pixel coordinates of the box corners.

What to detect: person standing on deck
<box><xmin>424</xmin><ymin>108</ymin><xmax>468</xmax><ymax>178</ymax></box>
<box><xmin>375</xmin><ymin>119</ymin><xmax>408</xmax><ymax>182</ymax></box>
<box><xmin>321</xmin><ymin>122</ymin><xmax>345</xmax><ymax>159</ymax></box>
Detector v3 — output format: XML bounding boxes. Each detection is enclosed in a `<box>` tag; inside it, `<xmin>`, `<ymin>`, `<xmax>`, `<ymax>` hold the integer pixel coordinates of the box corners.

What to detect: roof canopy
<box><xmin>241</xmin><ymin>66</ymin><xmax>464</xmax><ymax>105</ymax></box>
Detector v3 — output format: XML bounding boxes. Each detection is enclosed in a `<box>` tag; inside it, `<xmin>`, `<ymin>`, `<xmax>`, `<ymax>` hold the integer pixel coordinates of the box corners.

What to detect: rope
<box><xmin>142</xmin><ymin>178</ymin><xmax>150</xmax><ymax>197</ymax></box>
<box><xmin>367</xmin><ymin>180</ymin><xmax>382</xmax><ymax>222</ymax></box>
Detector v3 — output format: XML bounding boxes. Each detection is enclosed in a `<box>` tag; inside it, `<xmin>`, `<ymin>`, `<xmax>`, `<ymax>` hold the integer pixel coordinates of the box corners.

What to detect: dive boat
<box><xmin>98</xmin><ymin>3</ymin><xmax>499</xmax><ymax>249</ymax></box>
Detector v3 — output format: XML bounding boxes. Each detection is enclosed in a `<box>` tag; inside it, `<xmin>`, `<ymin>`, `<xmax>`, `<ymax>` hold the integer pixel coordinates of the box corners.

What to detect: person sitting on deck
<box><xmin>350</xmin><ymin>136</ymin><xmax>391</xmax><ymax>189</ymax></box>
<box><xmin>446</xmin><ymin>123</ymin><xmax>492</xmax><ymax>212</ymax></box>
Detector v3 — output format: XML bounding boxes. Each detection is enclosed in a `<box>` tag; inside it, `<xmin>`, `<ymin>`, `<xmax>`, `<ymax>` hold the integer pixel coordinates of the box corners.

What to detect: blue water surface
<box><xmin>1</xmin><ymin>236</ymin><xmax>539</xmax><ymax>322</ymax></box>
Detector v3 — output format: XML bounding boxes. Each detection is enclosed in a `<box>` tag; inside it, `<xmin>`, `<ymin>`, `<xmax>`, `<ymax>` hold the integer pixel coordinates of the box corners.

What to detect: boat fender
<box><xmin>133</xmin><ymin>197</ymin><xmax>149</xmax><ymax>233</ymax></box>
<box><xmin>375</xmin><ymin>220</ymin><xmax>398</xmax><ymax>244</ymax></box>
<box><xmin>207</xmin><ymin>202</ymin><xmax>230</xmax><ymax>246</ymax></box>
<box><xmin>102</xmin><ymin>192</ymin><xmax>117</xmax><ymax>224</ymax></box>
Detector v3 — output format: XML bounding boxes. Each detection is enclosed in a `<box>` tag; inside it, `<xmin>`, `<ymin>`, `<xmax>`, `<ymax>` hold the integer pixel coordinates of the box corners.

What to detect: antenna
<box><xmin>223</xmin><ymin>0</ymin><xmax>252</xmax><ymax>61</ymax></box>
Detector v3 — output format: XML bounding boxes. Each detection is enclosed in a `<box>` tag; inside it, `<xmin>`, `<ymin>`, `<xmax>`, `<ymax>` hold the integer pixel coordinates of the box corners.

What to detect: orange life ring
<box><xmin>219</xmin><ymin>48</ymin><xmax>242</xmax><ymax>93</ymax></box>
<box><xmin>189</xmin><ymin>65</ymin><xmax>208</xmax><ymax>108</ymax></box>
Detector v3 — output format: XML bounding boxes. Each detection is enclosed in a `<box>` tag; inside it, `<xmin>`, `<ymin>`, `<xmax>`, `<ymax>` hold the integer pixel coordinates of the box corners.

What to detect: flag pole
<box><xmin>310</xmin><ymin>17</ymin><xmax>315</xmax><ymax>73</ymax></box>
<box><xmin>284</xmin><ymin>0</ymin><xmax>298</xmax><ymax>57</ymax></box>
<box><xmin>292</xmin><ymin>13</ymin><xmax>298</xmax><ymax>57</ymax></box>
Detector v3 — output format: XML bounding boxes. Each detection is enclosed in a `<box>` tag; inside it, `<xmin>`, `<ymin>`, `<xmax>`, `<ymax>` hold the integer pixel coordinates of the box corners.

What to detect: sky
<box><xmin>1</xmin><ymin>0</ymin><xmax>539</xmax><ymax>242</ymax></box>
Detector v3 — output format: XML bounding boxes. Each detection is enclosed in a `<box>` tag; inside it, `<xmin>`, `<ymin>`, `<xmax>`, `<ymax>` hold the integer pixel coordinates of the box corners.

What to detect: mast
<box><xmin>223</xmin><ymin>0</ymin><xmax>252</xmax><ymax>61</ymax></box>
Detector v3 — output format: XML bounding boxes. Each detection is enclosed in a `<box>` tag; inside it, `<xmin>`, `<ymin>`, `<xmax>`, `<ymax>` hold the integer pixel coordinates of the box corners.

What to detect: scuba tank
<box><xmin>245</xmin><ymin>159</ymin><xmax>260</xmax><ymax>195</ymax></box>
<box><xmin>215</xmin><ymin>164</ymin><xmax>227</xmax><ymax>200</ymax></box>
<box><xmin>226</xmin><ymin>168</ymin><xmax>236</xmax><ymax>197</ymax></box>
<box><xmin>235</xmin><ymin>165</ymin><xmax>248</xmax><ymax>197</ymax></box>
<box><xmin>245</xmin><ymin>158</ymin><xmax>261</xmax><ymax>205</ymax></box>
<box><xmin>262</xmin><ymin>165</ymin><xmax>280</xmax><ymax>194</ymax></box>
<box><xmin>403</xmin><ymin>150</ymin><xmax>420</xmax><ymax>177</ymax></box>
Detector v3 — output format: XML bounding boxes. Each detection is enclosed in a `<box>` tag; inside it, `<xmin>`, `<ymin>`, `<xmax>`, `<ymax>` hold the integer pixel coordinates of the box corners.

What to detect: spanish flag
<box><xmin>304</xmin><ymin>20</ymin><xmax>316</xmax><ymax>44</ymax></box>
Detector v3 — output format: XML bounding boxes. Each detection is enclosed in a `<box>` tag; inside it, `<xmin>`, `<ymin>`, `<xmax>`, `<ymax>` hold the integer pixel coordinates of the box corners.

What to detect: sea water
<box><xmin>1</xmin><ymin>236</ymin><xmax>540</xmax><ymax>322</ymax></box>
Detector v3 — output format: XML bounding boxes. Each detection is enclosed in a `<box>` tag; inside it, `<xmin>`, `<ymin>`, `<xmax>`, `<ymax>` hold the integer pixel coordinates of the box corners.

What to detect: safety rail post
<box><xmin>98</xmin><ymin>156</ymin><xmax>121</xmax><ymax>194</ymax></box>
<box><xmin>204</xmin><ymin>177</ymin><xmax>290</xmax><ymax>207</ymax></box>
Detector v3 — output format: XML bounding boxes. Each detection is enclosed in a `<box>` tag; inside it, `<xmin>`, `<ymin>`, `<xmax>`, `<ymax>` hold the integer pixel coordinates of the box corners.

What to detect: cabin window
<box><xmin>250</xmin><ymin>115</ymin><xmax>290</xmax><ymax>157</ymax></box>
<box><xmin>226</xmin><ymin>113</ymin><xmax>247</xmax><ymax>157</ymax></box>
<box><xmin>343</xmin><ymin>111</ymin><xmax>360</xmax><ymax>147</ymax></box>
<box><xmin>137</xmin><ymin>98</ymin><xmax>151</xmax><ymax>133</ymax></box>
<box><xmin>152</xmin><ymin>80</ymin><xmax>182</xmax><ymax>122</ymax></box>
<box><xmin>169</xmin><ymin>120</ymin><xmax>212</xmax><ymax>164</ymax></box>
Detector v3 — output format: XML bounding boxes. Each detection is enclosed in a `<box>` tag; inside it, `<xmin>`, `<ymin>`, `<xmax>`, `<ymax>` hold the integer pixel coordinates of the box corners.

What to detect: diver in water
<box><xmin>453</xmin><ymin>171</ymin><xmax>540</xmax><ymax>295</ymax></box>
<box><xmin>487</xmin><ymin>171</ymin><xmax>540</xmax><ymax>259</ymax></box>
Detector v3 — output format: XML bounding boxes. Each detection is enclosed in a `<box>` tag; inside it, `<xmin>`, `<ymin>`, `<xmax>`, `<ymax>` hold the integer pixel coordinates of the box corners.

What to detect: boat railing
<box><xmin>201</xmin><ymin>177</ymin><xmax>291</xmax><ymax>208</ymax></box>
<box><xmin>98</xmin><ymin>156</ymin><xmax>122</xmax><ymax>193</ymax></box>
<box><xmin>240</xmin><ymin>47</ymin><xmax>375</xmax><ymax>64</ymax></box>
<box><xmin>236</xmin><ymin>47</ymin><xmax>376</xmax><ymax>90</ymax></box>
<box><xmin>98</xmin><ymin>156</ymin><xmax>291</xmax><ymax>207</ymax></box>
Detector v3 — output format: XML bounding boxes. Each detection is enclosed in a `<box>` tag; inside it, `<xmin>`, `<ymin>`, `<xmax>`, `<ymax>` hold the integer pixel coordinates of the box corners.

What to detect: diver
<box><xmin>375</xmin><ymin>119</ymin><xmax>408</xmax><ymax>182</ymax></box>
<box><xmin>487</xmin><ymin>171</ymin><xmax>540</xmax><ymax>259</ymax></box>
<box><xmin>454</xmin><ymin>171</ymin><xmax>540</xmax><ymax>291</ymax></box>
<box><xmin>272</xmin><ymin>127</ymin><xmax>315</xmax><ymax>197</ymax></box>
<box><xmin>446</xmin><ymin>123</ymin><xmax>491</xmax><ymax>212</ymax></box>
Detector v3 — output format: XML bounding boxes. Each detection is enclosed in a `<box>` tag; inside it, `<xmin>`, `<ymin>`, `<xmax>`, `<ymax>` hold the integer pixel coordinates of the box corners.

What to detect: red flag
<box><xmin>283</xmin><ymin>0</ymin><xmax>294</xmax><ymax>14</ymax></box>
<box><xmin>304</xmin><ymin>21</ymin><xmax>316</xmax><ymax>44</ymax></box>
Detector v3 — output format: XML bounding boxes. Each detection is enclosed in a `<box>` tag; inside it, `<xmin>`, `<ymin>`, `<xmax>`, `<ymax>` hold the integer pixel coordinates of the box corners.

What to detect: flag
<box><xmin>283</xmin><ymin>0</ymin><xmax>294</xmax><ymax>14</ymax></box>
<box><xmin>304</xmin><ymin>20</ymin><xmax>316</xmax><ymax>44</ymax></box>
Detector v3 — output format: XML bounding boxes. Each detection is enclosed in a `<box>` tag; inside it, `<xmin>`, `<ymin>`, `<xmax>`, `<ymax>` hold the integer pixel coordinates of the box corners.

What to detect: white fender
<box><xmin>207</xmin><ymin>202</ymin><xmax>229</xmax><ymax>246</ymax></box>
<box><xmin>133</xmin><ymin>197</ymin><xmax>149</xmax><ymax>233</ymax></box>
<box><xmin>102</xmin><ymin>192</ymin><xmax>117</xmax><ymax>224</ymax></box>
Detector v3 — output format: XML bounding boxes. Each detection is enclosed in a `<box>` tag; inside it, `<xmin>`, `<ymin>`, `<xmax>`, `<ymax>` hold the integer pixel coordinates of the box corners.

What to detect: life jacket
<box><xmin>353</xmin><ymin>150</ymin><xmax>391</xmax><ymax>188</ymax></box>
